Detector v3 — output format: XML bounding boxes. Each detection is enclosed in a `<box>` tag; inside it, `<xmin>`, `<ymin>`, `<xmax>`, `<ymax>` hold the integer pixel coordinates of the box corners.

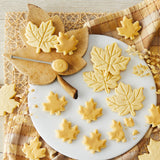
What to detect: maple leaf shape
<box><xmin>22</xmin><ymin>137</ymin><xmax>46</xmax><ymax>160</ymax></box>
<box><xmin>91</xmin><ymin>43</ymin><xmax>130</xmax><ymax>75</ymax></box>
<box><xmin>43</xmin><ymin>92</ymin><xmax>67</xmax><ymax>115</ymax></box>
<box><xmin>106</xmin><ymin>82</ymin><xmax>145</xmax><ymax>116</ymax></box>
<box><xmin>56</xmin><ymin>119</ymin><xmax>80</xmax><ymax>143</ymax></box>
<box><xmin>117</xmin><ymin>16</ymin><xmax>141</xmax><ymax>40</ymax></box>
<box><xmin>83</xmin><ymin>68</ymin><xmax>121</xmax><ymax>93</ymax></box>
<box><xmin>55</xmin><ymin>32</ymin><xmax>78</xmax><ymax>55</ymax></box>
<box><xmin>79</xmin><ymin>98</ymin><xmax>103</xmax><ymax>123</ymax></box>
<box><xmin>25</xmin><ymin>20</ymin><xmax>58</xmax><ymax>53</ymax></box>
<box><xmin>83</xmin><ymin>129</ymin><xmax>106</xmax><ymax>153</ymax></box>
<box><xmin>146</xmin><ymin>104</ymin><xmax>160</xmax><ymax>128</ymax></box>
<box><xmin>0</xmin><ymin>84</ymin><xmax>19</xmax><ymax>115</ymax></box>
<box><xmin>138</xmin><ymin>139</ymin><xmax>160</xmax><ymax>160</ymax></box>
<box><xmin>108</xmin><ymin>120</ymin><xmax>126</xmax><ymax>142</ymax></box>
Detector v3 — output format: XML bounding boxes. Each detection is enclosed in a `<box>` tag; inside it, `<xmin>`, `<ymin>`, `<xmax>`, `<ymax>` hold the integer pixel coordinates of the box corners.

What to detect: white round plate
<box><xmin>28</xmin><ymin>34</ymin><xmax>157</xmax><ymax>160</ymax></box>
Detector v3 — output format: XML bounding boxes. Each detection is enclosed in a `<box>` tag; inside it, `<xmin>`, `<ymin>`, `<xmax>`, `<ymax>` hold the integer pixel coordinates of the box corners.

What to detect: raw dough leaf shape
<box><xmin>83</xmin><ymin>129</ymin><xmax>106</xmax><ymax>153</ymax></box>
<box><xmin>124</xmin><ymin>117</ymin><xmax>134</xmax><ymax>127</ymax></box>
<box><xmin>55</xmin><ymin>32</ymin><xmax>78</xmax><ymax>55</ymax></box>
<box><xmin>79</xmin><ymin>98</ymin><xmax>103</xmax><ymax>123</ymax></box>
<box><xmin>83</xmin><ymin>68</ymin><xmax>121</xmax><ymax>93</ymax></box>
<box><xmin>91</xmin><ymin>42</ymin><xmax>130</xmax><ymax>75</ymax></box>
<box><xmin>0</xmin><ymin>84</ymin><xmax>19</xmax><ymax>115</ymax></box>
<box><xmin>25</xmin><ymin>20</ymin><xmax>58</xmax><ymax>53</ymax></box>
<box><xmin>106</xmin><ymin>82</ymin><xmax>145</xmax><ymax>116</ymax></box>
<box><xmin>43</xmin><ymin>91</ymin><xmax>67</xmax><ymax>115</ymax></box>
<box><xmin>108</xmin><ymin>120</ymin><xmax>126</xmax><ymax>142</ymax></box>
<box><xmin>146</xmin><ymin>104</ymin><xmax>160</xmax><ymax>128</ymax></box>
<box><xmin>22</xmin><ymin>137</ymin><xmax>46</xmax><ymax>160</ymax></box>
<box><xmin>117</xmin><ymin>16</ymin><xmax>141</xmax><ymax>40</ymax></box>
<box><xmin>138</xmin><ymin>139</ymin><xmax>160</xmax><ymax>160</ymax></box>
<box><xmin>56</xmin><ymin>119</ymin><xmax>80</xmax><ymax>143</ymax></box>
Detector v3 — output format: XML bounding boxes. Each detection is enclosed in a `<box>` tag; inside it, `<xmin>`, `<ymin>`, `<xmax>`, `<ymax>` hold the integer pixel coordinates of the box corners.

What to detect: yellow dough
<box><xmin>83</xmin><ymin>129</ymin><xmax>106</xmax><ymax>153</ymax></box>
<box><xmin>83</xmin><ymin>42</ymin><xmax>130</xmax><ymax>93</ymax></box>
<box><xmin>43</xmin><ymin>92</ymin><xmax>67</xmax><ymax>115</ymax></box>
<box><xmin>56</xmin><ymin>119</ymin><xmax>80</xmax><ymax>143</ymax></box>
<box><xmin>132</xmin><ymin>129</ymin><xmax>139</xmax><ymax>136</ymax></box>
<box><xmin>22</xmin><ymin>137</ymin><xmax>46</xmax><ymax>160</ymax></box>
<box><xmin>106</xmin><ymin>82</ymin><xmax>145</xmax><ymax>116</ymax></box>
<box><xmin>133</xmin><ymin>64</ymin><xmax>151</xmax><ymax>77</ymax></box>
<box><xmin>79</xmin><ymin>98</ymin><xmax>103</xmax><ymax>123</ymax></box>
<box><xmin>124</xmin><ymin>117</ymin><xmax>134</xmax><ymax>127</ymax></box>
<box><xmin>108</xmin><ymin>120</ymin><xmax>126</xmax><ymax>142</ymax></box>
<box><xmin>117</xmin><ymin>16</ymin><xmax>141</xmax><ymax>40</ymax></box>
<box><xmin>0</xmin><ymin>84</ymin><xmax>19</xmax><ymax>115</ymax></box>
<box><xmin>51</xmin><ymin>59</ymin><xmax>69</xmax><ymax>73</ymax></box>
<box><xmin>55</xmin><ymin>32</ymin><xmax>78</xmax><ymax>55</ymax></box>
<box><xmin>83</xmin><ymin>68</ymin><xmax>121</xmax><ymax>93</ymax></box>
<box><xmin>146</xmin><ymin>104</ymin><xmax>160</xmax><ymax>128</ymax></box>
<box><xmin>90</xmin><ymin>43</ymin><xmax>130</xmax><ymax>76</ymax></box>
<box><xmin>138</xmin><ymin>139</ymin><xmax>160</xmax><ymax>160</ymax></box>
<box><xmin>25</xmin><ymin>20</ymin><xmax>58</xmax><ymax>53</ymax></box>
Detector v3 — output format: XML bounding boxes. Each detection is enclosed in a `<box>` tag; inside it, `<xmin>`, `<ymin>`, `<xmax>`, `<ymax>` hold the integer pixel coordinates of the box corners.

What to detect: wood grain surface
<box><xmin>0</xmin><ymin>0</ymin><xmax>142</xmax><ymax>156</ymax></box>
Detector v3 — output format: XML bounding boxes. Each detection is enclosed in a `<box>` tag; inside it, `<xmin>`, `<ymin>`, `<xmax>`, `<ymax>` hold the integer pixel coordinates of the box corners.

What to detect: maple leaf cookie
<box><xmin>22</xmin><ymin>137</ymin><xmax>46</xmax><ymax>160</ymax></box>
<box><xmin>108</xmin><ymin>120</ymin><xmax>126</xmax><ymax>142</ymax></box>
<box><xmin>25</xmin><ymin>20</ymin><xmax>58</xmax><ymax>53</ymax></box>
<box><xmin>106</xmin><ymin>82</ymin><xmax>145</xmax><ymax>116</ymax></box>
<box><xmin>91</xmin><ymin>43</ymin><xmax>130</xmax><ymax>75</ymax></box>
<box><xmin>79</xmin><ymin>98</ymin><xmax>103</xmax><ymax>123</ymax></box>
<box><xmin>83</xmin><ymin>68</ymin><xmax>121</xmax><ymax>93</ymax></box>
<box><xmin>55</xmin><ymin>32</ymin><xmax>78</xmax><ymax>55</ymax></box>
<box><xmin>138</xmin><ymin>139</ymin><xmax>160</xmax><ymax>160</ymax></box>
<box><xmin>43</xmin><ymin>92</ymin><xmax>67</xmax><ymax>115</ymax></box>
<box><xmin>83</xmin><ymin>129</ymin><xmax>106</xmax><ymax>153</ymax></box>
<box><xmin>146</xmin><ymin>104</ymin><xmax>160</xmax><ymax>128</ymax></box>
<box><xmin>0</xmin><ymin>84</ymin><xmax>19</xmax><ymax>115</ymax></box>
<box><xmin>56</xmin><ymin>119</ymin><xmax>80</xmax><ymax>143</ymax></box>
<box><xmin>117</xmin><ymin>16</ymin><xmax>141</xmax><ymax>40</ymax></box>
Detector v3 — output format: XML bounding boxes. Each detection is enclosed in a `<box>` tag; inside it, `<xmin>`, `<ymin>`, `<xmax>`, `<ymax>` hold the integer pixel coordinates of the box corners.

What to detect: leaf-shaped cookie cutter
<box><xmin>11</xmin><ymin>55</ymin><xmax>78</xmax><ymax>99</ymax></box>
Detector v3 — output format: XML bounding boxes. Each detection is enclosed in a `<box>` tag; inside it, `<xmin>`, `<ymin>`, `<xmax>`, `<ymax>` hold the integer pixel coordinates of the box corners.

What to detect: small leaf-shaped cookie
<box><xmin>108</xmin><ymin>120</ymin><xmax>126</xmax><ymax>142</ymax></box>
<box><xmin>83</xmin><ymin>129</ymin><xmax>106</xmax><ymax>153</ymax></box>
<box><xmin>25</xmin><ymin>20</ymin><xmax>58</xmax><ymax>53</ymax></box>
<box><xmin>79</xmin><ymin>98</ymin><xmax>103</xmax><ymax>123</ymax></box>
<box><xmin>117</xmin><ymin>16</ymin><xmax>141</xmax><ymax>40</ymax></box>
<box><xmin>138</xmin><ymin>139</ymin><xmax>160</xmax><ymax>160</ymax></box>
<box><xmin>55</xmin><ymin>32</ymin><xmax>78</xmax><ymax>55</ymax></box>
<box><xmin>22</xmin><ymin>137</ymin><xmax>46</xmax><ymax>160</ymax></box>
<box><xmin>43</xmin><ymin>92</ymin><xmax>67</xmax><ymax>115</ymax></box>
<box><xmin>146</xmin><ymin>104</ymin><xmax>160</xmax><ymax>128</ymax></box>
<box><xmin>83</xmin><ymin>68</ymin><xmax>121</xmax><ymax>93</ymax></box>
<box><xmin>106</xmin><ymin>82</ymin><xmax>145</xmax><ymax>116</ymax></box>
<box><xmin>56</xmin><ymin>119</ymin><xmax>80</xmax><ymax>143</ymax></box>
<box><xmin>0</xmin><ymin>84</ymin><xmax>19</xmax><ymax>115</ymax></box>
<box><xmin>91</xmin><ymin>43</ymin><xmax>130</xmax><ymax>75</ymax></box>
